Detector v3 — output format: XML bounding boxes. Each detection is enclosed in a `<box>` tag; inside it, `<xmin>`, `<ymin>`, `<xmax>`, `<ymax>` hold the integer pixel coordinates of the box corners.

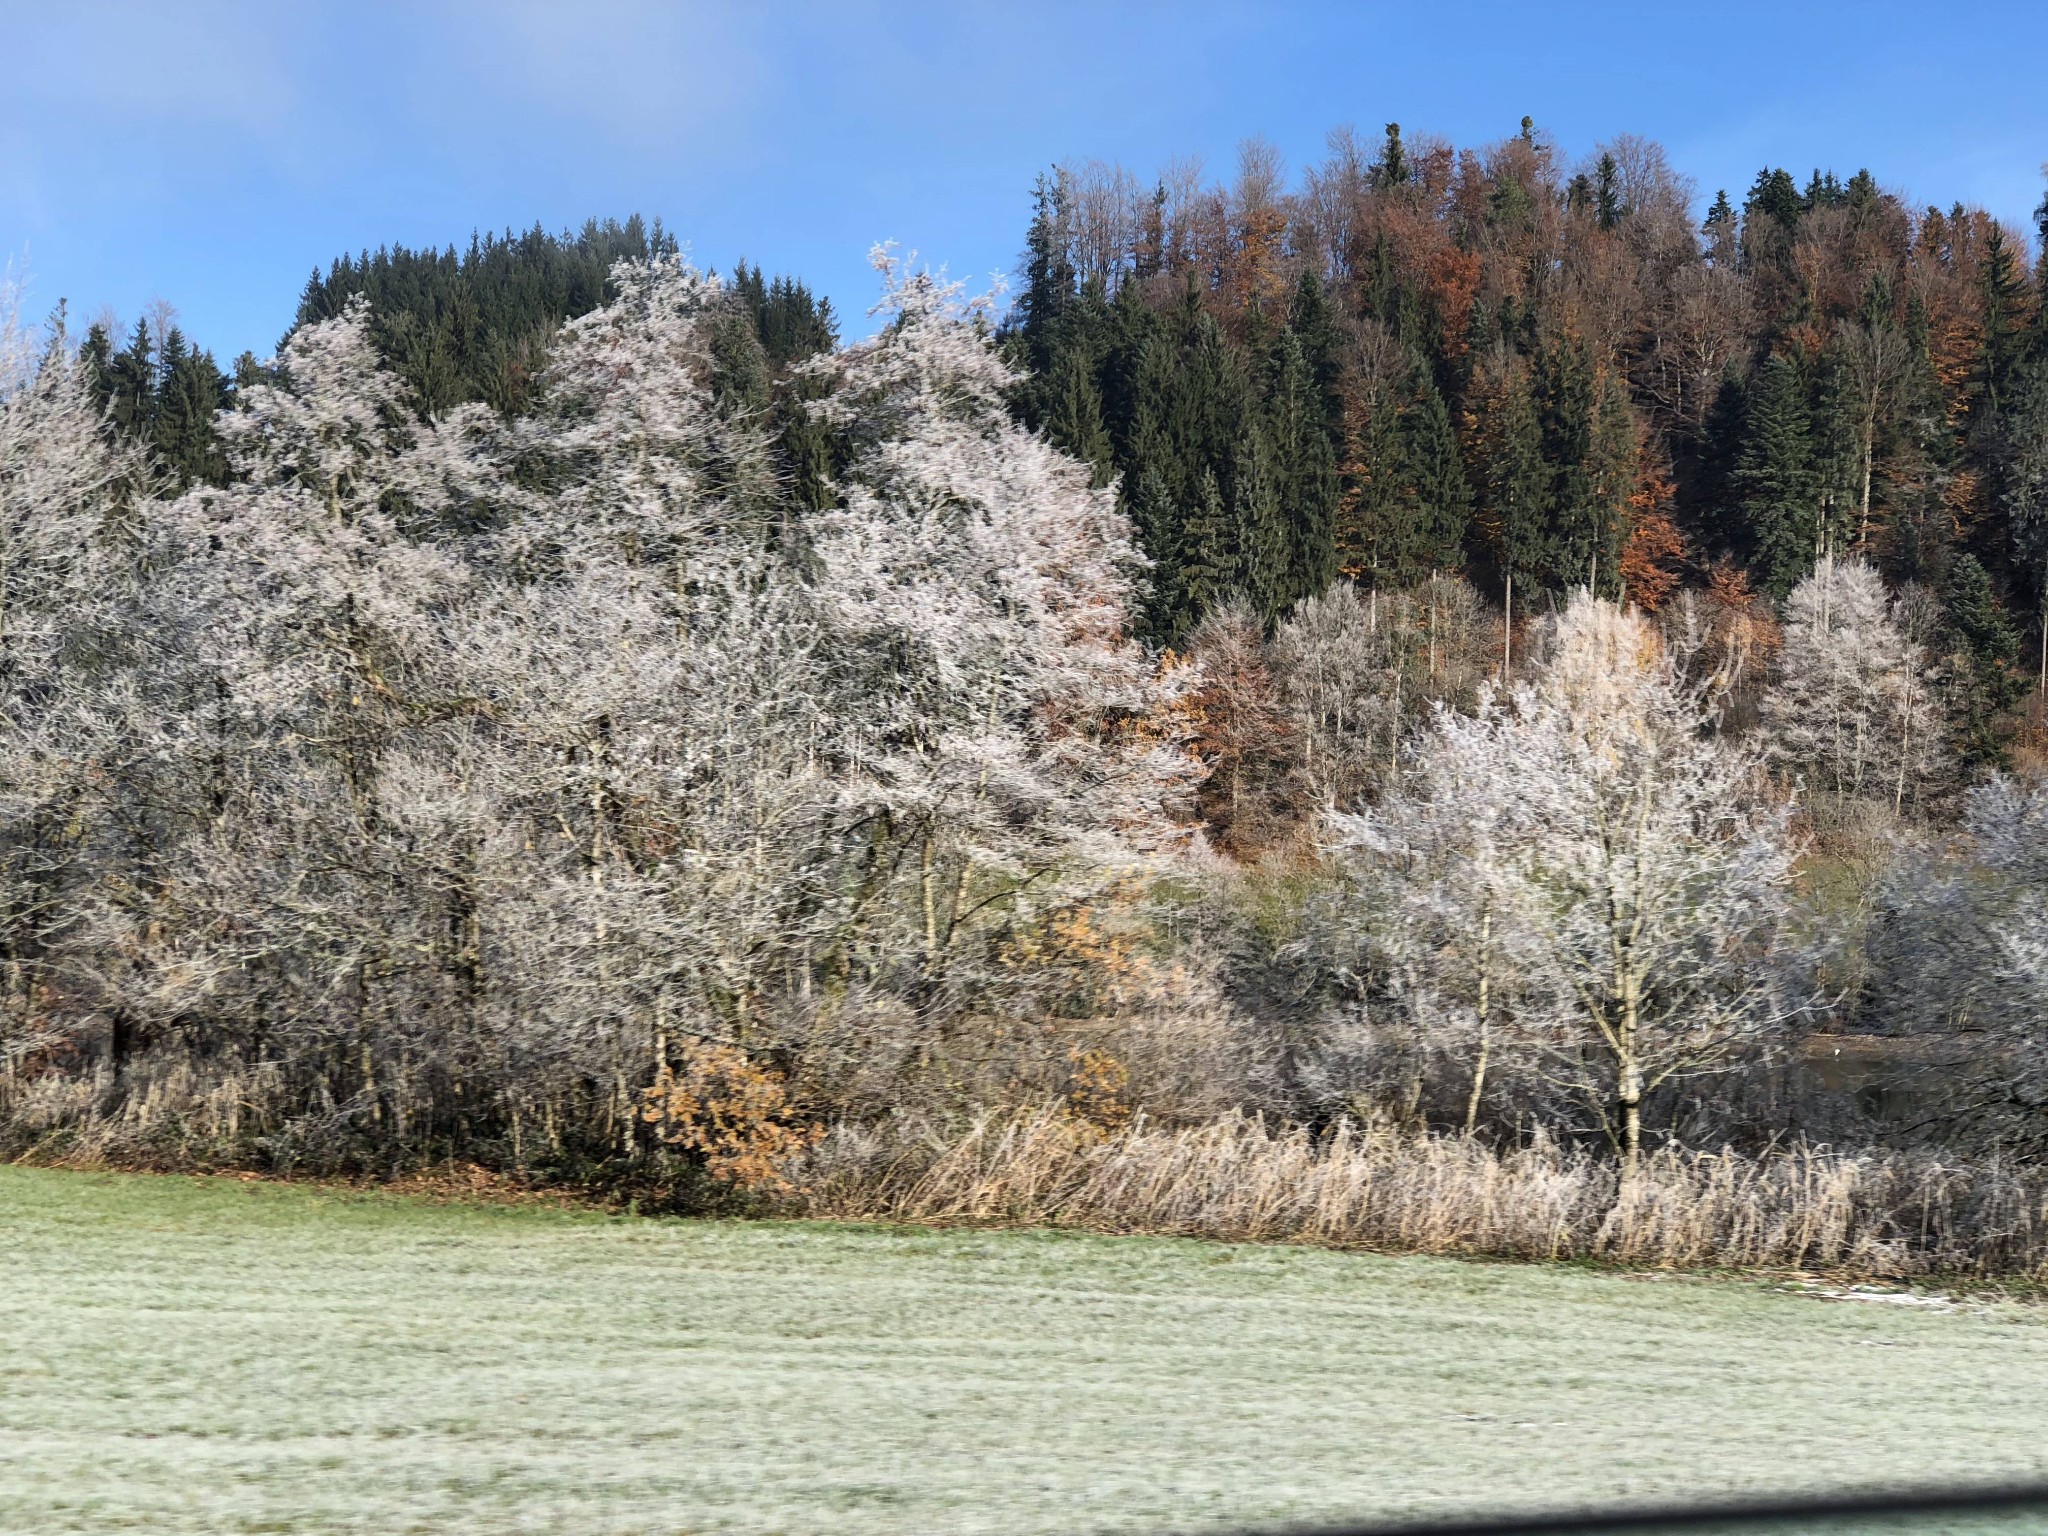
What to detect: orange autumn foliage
<box><xmin>1621</xmin><ymin>456</ymin><xmax>1686</xmax><ymax>611</ymax></box>
<box><xmin>640</xmin><ymin>1039</ymin><xmax>819</xmax><ymax>1191</ymax></box>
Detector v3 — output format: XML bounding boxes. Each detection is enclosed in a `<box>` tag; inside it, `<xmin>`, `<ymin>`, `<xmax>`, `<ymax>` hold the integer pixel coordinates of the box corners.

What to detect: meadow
<box><xmin>4</xmin><ymin>1167</ymin><xmax>2048</xmax><ymax>1535</ymax></box>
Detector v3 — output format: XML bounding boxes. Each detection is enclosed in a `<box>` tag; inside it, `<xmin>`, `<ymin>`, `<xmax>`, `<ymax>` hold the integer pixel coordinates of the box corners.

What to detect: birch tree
<box><xmin>1333</xmin><ymin>594</ymin><xmax>1808</xmax><ymax>1160</ymax></box>
<box><xmin>1760</xmin><ymin>557</ymin><xmax>1944</xmax><ymax>808</ymax></box>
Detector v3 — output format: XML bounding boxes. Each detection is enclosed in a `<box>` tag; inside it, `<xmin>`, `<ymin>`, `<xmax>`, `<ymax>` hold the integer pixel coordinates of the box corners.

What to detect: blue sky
<box><xmin>6</xmin><ymin>0</ymin><xmax>2046</xmax><ymax>362</ymax></box>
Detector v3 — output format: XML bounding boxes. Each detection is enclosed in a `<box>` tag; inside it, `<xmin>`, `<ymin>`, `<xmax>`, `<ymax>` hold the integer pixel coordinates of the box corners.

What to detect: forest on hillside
<box><xmin>6</xmin><ymin>123</ymin><xmax>2048</xmax><ymax>1270</ymax></box>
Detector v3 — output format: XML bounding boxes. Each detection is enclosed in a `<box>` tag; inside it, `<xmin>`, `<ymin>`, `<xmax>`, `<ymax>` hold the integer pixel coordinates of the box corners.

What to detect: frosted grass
<box><xmin>3</xmin><ymin>1166</ymin><xmax>2047</xmax><ymax>1535</ymax></box>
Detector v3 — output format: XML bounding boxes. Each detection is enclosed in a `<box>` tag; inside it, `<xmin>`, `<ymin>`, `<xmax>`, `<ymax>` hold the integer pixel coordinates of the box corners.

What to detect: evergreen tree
<box><xmin>707</xmin><ymin>305</ymin><xmax>772</xmax><ymax>418</ymax></box>
<box><xmin>1583</xmin><ymin>373</ymin><xmax>1637</xmax><ymax>599</ymax></box>
<box><xmin>1101</xmin><ymin>272</ymin><xmax>1163</xmax><ymax>459</ymax></box>
<box><xmin>1943</xmin><ymin>553</ymin><xmax>2025</xmax><ymax>768</ymax></box>
<box><xmin>1885</xmin><ymin>290</ymin><xmax>1956</xmax><ymax>585</ymax></box>
<box><xmin>79</xmin><ymin>322</ymin><xmax>115</xmax><ymax>418</ymax></box>
<box><xmin>1266</xmin><ymin>328</ymin><xmax>1339</xmax><ymax>603</ymax></box>
<box><xmin>1399</xmin><ymin>366</ymin><xmax>1473</xmax><ymax>577</ymax></box>
<box><xmin>1974</xmin><ymin>225</ymin><xmax>2031</xmax><ymax>432</ymax></box>
<box><xmin>1372</xmin><ymin>123</ymin><xmax>1410</xmax><ymax>191</ymax></box>
<box><xmin>1126</xmin><ymin>464</ymin><xmax>1182</xmax><ymax>633</ymax></box>
<box><xmin>1734</xmin><ymin>354</ymin><xmax>1818</xmax><ymax>596</ymax></box>
<box><xmin>731</xmin><ymin>261</ymin><xmax>838</xmax><ymax>369</ymax></box>
<box><xmin>151</xmin><ymin>328</ymin><xmax>231</xmax><ymax>489</ymax></box>
<box><xmin>294</xmin><ymin>216</ymin><xmax>683</xmax><ymax>415</ymax></box>
<box><xmin>1809</xmin><ymin>341</ymin><xmax>1862</xmax><ymax>560</ymax></box>
<box><xmin>1480</xmin><ymin>367</ymin><xmax>1551</xmax><ymax>591</ymax></box>
<box><xmin>1595</xmin><ymin>152</ymin><xmax>1624</xmax><ymax>230</ymax></box>
<box><xmin>1229</xmin><ymin>422</ymin><xmax>1289</xmax><ymax>621</ymax></box>
<box><xmin>1286</xmin><ymin>270</ymin><xmax>1344</xmax><ymax>431</ymax></box>
<box><xmin>1537</xmin><ymin>339</ymin><xmax>1597</xmax><ymax>587</ymax></box>
<box><xmin>1178</xmin><ymin>468</ymin><xmax>1239</xmax><ymax>629</ymax></box>
<box><xmin>1043</xmin><ymin>347</ymin><xmax>1114</xmax><ymax>486</ymax></box>
<box><xmin>1744</xmin><ymin>168</ymin><xmax>1803</xmax><ymax>233</ymax></box>
<box><xmin>106</xmin><ymin>318</ymin><xmax>156</xmax><ymax>441</ymax></box>
<box><xmin>1013</xmin><ymin>171</ymin><xmax>1077</xmax><ymax>383</ymax></box>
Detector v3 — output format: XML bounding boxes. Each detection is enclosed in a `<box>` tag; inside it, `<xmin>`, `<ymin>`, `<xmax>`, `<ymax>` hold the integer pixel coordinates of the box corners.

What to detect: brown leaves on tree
<box><xmin>640</xmin><ymin>1040</ymin><xmax>819</xmax><ymax>1192</ymax></box>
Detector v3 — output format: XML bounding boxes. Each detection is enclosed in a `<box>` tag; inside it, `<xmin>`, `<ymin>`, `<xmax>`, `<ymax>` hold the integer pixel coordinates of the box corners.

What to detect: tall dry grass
<box><xmin>795</xmin><ymin>1108</ymin><xmax>2048</xmax><ymax>1279</ymax></box>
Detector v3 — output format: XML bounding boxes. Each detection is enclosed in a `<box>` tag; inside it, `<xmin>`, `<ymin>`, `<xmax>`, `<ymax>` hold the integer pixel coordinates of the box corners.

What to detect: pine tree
<box><xmin>1734</xmin><ymin>354</ymin><xmax>1818</xmax><ymax>597</ymax></box>
<box><xmin>1014</xmin><ymin>171</ymin><xmax>1077</xmax><ymax>382</ymax></box>
<box><xmin>293</xmin><ymin>216</ymin><xmax>681</xmax><ymax>415</ymax></box>
<box><xmin>1101</xmin><ymin>272</ymin><xmax>1163</xmax><ymax>459</ymax></box>
<box><xmin>1043</xmin><ymin>348</ymin><xmax>1114</xmax><ymax>487</ymax></box>
<box><xmin>1594</xmin><ymin>152</ymin><xmax>1624</xmax><ymax>230</ymax></box>
<box><xmin>1286</xmin><ymin>270</ymin><xmax>1343</xmax><ymax>432</ymax></box>
<box><xmin>79</xmin><ymin>322</ymin><xmax>115</xmax><ymax>419</ymax></box>
<box><xmin>1693</xmin><ymin>370</ymin><xmax>1748</xmax><ymax>554</ymax></box>
<box><xmin>1373</xmin><ymin>123</ymin><xmax>1409</xmax><ymax>191</ymax></box>
<box><xmin>1479</xmin><ymin>367</ymin><xmax>1551</xmax><ymax>592</ymax></box>
<box><xmin>1228</xmin><ymin>421</ymin><xmax>1290</xmax><ymax>622</ymax></box>
<box><xmin>1886</xmin><ymin>290</ymin><xmax>1955</xmax><ymax>585</ymax></box>
<box><xmin>1537</xmin><ymin>339</ymin><xmax>1597</xmax><ymax>587</ymax></box>
<box><xmin>1809</xmin><ymin>341</ymin><xmax>1862</xmax><ymax>560</ymax></box>
<box><xmin>1265</xmin><ymin>328</ymin><xmax>1339</xmax><ymax>604</ymax></box>
<box><xmin>1126</xmin><ymin>464</ymin><xmax>1182</xmax><ymax>633</ymax></box>
<box><xmin>151</xmin><ymin>329</ymin><xmax>231</xmax><ymax>489</ymax></box>
<box><xmin>707</xmin><ymin>306</ymin><xmax>772</xmax><ymax>418</ymax></box>
<box><xmin>1178</xmin><ymin>468</ymin><xmax>1239</xmax><ymax>630</ymax></box>
<box><xmin>1399</xmin><ymin>367</ymin><xmax>1472</xmax><ymax>577</ymax></box>
<box><xmin>1974</xmin><ymin>225</ymin><xmax>2031</xmax><ymax>431</ymax></box>
<box><xmin>106</xmin><ymin>318</ymin><xmax>156</xmax><ymax>442</ymax></box>
<box><xmin>1942</xmin><ymin>553</ymin><xmax>2025</xmax><ymax>768</ymax></box>
<box><xmin>1582</xmin><ymin>373</ymin><xmax>1637</xmax><ymax>599</ymax></box>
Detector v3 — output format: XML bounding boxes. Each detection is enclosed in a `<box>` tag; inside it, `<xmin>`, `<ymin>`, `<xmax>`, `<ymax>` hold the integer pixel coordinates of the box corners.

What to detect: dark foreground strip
<box><xmin>1242</xmin><ymin>1483</ymin><xmax>2048</xmax><ymax>1536</ymax></box>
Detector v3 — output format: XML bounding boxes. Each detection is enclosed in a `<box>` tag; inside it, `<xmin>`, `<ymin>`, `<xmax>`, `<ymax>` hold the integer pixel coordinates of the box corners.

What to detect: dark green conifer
<box><xmin>106</xmin><ymin>319</ymin><xmax>156</xmax><ymax>441</ymax></box>
<box><xmin>1734</xmin><ymin>354</ymin><xmax>1818</xmax><ymax>596</ymax></box>
<box><xmin>1482</xmin><ymin>369</ymin><xmax>1551</xmax><ymax>594</ymax></box>
<box><xmin>1043</xmin><ymin>348</ymin><xmax>1114</xmax><ymax>487</ymax></box>
<box><xmin>1229</xmin><ymin>423</ymin><xmax>1289</xmax><ymax>621</ymax></box>
<box><xmin>1178</xmin><ymin>468</ymin><xmax>1239</xmax><ymax>632</ymax></box>
<box><xmin>1399</xmin><ymin>368</ymin><xmax>1472</xmax><ymax>577</ymax></box>
<box><xmin>1594</xmin><ymin>152</ymin><xmax>1624</xmax><ymax>229</ymax></box>
<box><xmin>1265</xmin><ymin>328</ymin><xmax>1339</xmax><ymax>604</ymax></box>
<box><xmin>152</xmin><ymin>329</ymin><xmax>231</xmax><ymax>489</ymax></box>
<box><xmin>1372</xmin><ymin>123</ymin><xmax>1409</xmax><ymax>192</ymax></box>
<box><xmin>1943</xmin><ymin>553</ymin><xmax>2025</xmax><ymax>768</ymax></box>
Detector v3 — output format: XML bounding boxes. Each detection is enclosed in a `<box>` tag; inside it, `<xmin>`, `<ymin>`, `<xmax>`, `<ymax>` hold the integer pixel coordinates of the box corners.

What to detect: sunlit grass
<box><xmin>3</xmin><ymin>1165</ymin><xmax>2046</xmax><ymax>1534</ymax></box>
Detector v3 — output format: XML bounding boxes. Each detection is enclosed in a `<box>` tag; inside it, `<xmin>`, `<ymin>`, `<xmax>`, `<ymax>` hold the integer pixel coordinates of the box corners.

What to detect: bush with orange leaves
<box><xmin>640</xmin><ymin>1040</ymin><xmax>820</xmax><ymax>1191</ymax></box>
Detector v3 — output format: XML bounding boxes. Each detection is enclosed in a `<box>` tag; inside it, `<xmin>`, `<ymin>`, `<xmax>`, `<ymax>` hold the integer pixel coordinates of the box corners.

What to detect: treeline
<box><xmin>77</xmin><ymin>216</ymin><xmax>838</xmax><ymax>487</ymax></box>
<box><xmin>76</xmin><ymin>312</ymin><xmax>234</xmax><ymax>491</ymax></box>
<box><xmin>1005</xmin><ymin>126</ymin><xmax>2048</xmax><ymax>745</ymax></box>
<box><xmin>294</xmin><ymin>216</ymin><xmax>838</xmax><ymax>417</ymax></box>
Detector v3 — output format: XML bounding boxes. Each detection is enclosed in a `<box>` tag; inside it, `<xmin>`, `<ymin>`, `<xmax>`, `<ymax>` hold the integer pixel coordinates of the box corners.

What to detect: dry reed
<box><xmin>794</xmin><ymin>1108</ymin><xmax>2048</xmax><ymax>1279</ymax></box>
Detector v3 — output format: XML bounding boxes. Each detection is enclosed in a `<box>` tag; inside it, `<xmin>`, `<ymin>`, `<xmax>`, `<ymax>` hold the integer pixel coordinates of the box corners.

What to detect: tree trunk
<box><xmin>1464</xmin><ymin>903</ymin><xmax>1492</xmax><ymax>1136</ymax></box>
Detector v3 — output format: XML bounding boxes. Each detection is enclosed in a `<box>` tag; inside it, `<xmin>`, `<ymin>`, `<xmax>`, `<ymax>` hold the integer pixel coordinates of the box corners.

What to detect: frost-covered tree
<box><xmin>3</xmin><ymin>248</ymin><xmax>1200</xmax><ymax>1168</ymax></box>
<box><xmin>1332</xmin><ymin>595</ymin><xmax>1808</xmax><ymax>1160</ymax></box>
<box><xmin>0</xmin><ymin>282</ymin><xmax>150</xmax><ymax>1075</ymax></box>
<box><xmin>1865</xmin><ymin>776</ymin><xmax>2048</xmax><ymax>1144</ymax></box>
<box><xmin>805</xmin><ymin>249</ymin><xmax>1189</xmax><ymax>978</ymax></box>
<box><xmin>1272</xmin><ymin>576</ymin><xmax>1495</xmax><ymax>811</ymax></box>
<box><xmin>1760</xmin><ymin>557</ymin><xmax>1944</xmax><ymax>808</ymax></box>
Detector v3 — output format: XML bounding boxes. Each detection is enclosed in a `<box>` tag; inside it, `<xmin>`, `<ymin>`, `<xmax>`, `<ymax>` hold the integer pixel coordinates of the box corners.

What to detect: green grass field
<box><xmin>3</xmin><ymin>1167</ymin><xmax>2047</xmax><ymax>1535</ymax></box>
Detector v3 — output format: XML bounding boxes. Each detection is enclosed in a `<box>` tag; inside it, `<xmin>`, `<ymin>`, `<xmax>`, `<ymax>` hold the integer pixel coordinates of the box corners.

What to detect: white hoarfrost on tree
<box><xmin>1868</xmin><ymin>775</ymin><xmax>2048</xmax><ymax>1139</ymax></box>
<box><xmin>3</xmin><ymin>248</ymin><xmax>1200</xmax><ymax>1168</ymax></box>
<box><xmin>806</xmin><ymin>248</ymin><xmax>1191</xmax><ymax>971</ymax></box>
<box><xmin>1330</xmin><ymin>594</ymin><xmax>1809</xmax><ymax>1160</ymax></box>
<box><xmin>1760</xmin><ymin>557</ymin><xmax>1944</xmax><ymax>808</ymax></box>
<box><xmin>0</xmin><ymin>277</ymin><xmax>150</xmax><ymax>1077</ymax></box>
